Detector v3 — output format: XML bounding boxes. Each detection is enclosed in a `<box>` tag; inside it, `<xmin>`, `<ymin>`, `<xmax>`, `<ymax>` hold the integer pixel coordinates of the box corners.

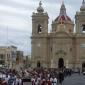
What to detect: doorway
<box><xmin>37</xmin><ymin>61</ymin><xmax>41</xmax><ymax>68</ymax></box>
<box><xmin>82</xmin><ymin>62</ymin><xmax>85</xmax><ymax>72</ymax></box>
<box><xmin>58</xmin><ymin>58</ymin><xmax>64</xmax><ymax>69</ymax></box>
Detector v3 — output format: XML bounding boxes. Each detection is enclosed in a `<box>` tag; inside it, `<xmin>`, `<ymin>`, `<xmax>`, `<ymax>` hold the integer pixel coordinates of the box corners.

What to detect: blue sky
<box><xmin>0</xmin><ymin>0</ymin><xmax>83</xmax><ymax>55</ymax></box>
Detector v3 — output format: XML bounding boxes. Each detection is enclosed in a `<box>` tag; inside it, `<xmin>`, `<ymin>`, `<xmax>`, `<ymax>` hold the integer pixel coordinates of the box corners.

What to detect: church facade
<box><xmin>31</xmin><ymin>0</ymin><xmax>85</xmax><ymax>71</ymax></box>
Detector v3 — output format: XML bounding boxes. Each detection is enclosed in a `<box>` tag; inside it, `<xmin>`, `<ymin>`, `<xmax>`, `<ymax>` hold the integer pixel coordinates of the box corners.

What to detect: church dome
<box><xmin>37</xmin><ymin>1</ymin><xmax>44</xmax><ymax>13</ymax></box>
<box><xmin>80</xmin><ymin>0</ymin><xmax>85</xmax><ymax>11</ymax></box>
<box><xmin>55</xmin><ymin>15</ymin><xmax>71</xmax><ymax>23</ymax></box>
<box><xmin>55</xmin><ymin>2</ymin><xmax>72</xmax><ymax>23</ymax></box>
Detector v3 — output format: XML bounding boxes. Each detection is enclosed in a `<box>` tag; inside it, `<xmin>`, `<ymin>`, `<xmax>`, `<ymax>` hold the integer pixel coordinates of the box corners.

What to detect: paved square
<box><xmin>62</xmin><ymin>74</ymin><xmax>85</xmax><ymax>85</ymax></box>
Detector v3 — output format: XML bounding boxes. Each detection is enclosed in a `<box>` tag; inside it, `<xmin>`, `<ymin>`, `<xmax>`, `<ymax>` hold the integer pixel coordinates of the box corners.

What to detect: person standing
<box><xmin>53</xmin><ymin>77</ymin><xmax>57</xmax><ymax>85</ymax></box>
<box><xmin>31</xmin><ymin>76</ymin><xmax>36</xmax><ymax>85</ymax></box>
<box><xmin>8</xmin><ymin>75</ymin><xmax>16</xmax><ymax>85</ymax></box>
<box><xmin>5</xmin><ymin>75</ymin><xmax>10</xmax><ymax>84</ymax></box>
<box><xmin>58</xmin><ymin>71</ymin><xmax>64</xmax><ymax>85</ymax></box>
<box><xmin>13</xmin><ymin>76</ymin><xmax>22</xmax><ymax>85</ymax></box>
<box><xmin>50</xmin><ymin>77</ymin><xmax>53</xmax><ymax>85</ymax></box>
<box><xmin>0</xmin><ymin>78</ymin><xmax>2</xmax><ymax>85</ymax></box>
<box><xmin>2</xmin><ymin>79</ymin><xmax>8</xmax><ymax>85</ymax></box>
<box><xmin>41</xmin><ymin>77</ymin><xmax>51</xmax><ymax>85</ymax></box>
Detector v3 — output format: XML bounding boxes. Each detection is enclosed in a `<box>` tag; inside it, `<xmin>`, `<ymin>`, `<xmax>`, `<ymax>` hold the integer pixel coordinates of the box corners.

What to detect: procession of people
<box><xmin>0</xmin><ymin>67</ymin><xmax>75</xmax><ymax>85</ymax></box>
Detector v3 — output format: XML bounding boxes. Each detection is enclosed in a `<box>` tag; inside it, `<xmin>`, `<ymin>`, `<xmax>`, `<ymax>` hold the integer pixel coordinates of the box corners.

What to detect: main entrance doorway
<box><xmin>58</xmin><ymin>58</ymin><xmax>64</xmax><ymax>68</ymax></box>
<box><xmin>82</xmin><ymin>62</ymin><xmax>85</xmax><ymax>72</ymax></box>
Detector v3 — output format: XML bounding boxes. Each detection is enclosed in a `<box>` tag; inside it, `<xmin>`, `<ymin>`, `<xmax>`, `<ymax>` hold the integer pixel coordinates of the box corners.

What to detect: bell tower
<box><xmin>75</xmin><ymin>0</ymin><xmax>85</xmax><ymax>33</ymax></box>
<box><xmin>31</xmin><ymin>1</ymin><xmax>49</xmax><ymax>68</ymax></box>
<box><xmin>32</xmin><ymin>1</ymin><xmax>49</xmax><ymax>35</ymax></box>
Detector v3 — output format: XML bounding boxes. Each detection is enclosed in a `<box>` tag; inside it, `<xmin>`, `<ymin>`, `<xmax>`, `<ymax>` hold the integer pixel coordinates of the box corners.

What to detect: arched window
<box><xmin>37</xmin><ymin>24</ymin><xmax>42</xmax><ymax>33</ymax></box>
<box><xmin>82</xmin><ymin>24</ymin><xmax>85</xmax><ymax>32</ymax></box>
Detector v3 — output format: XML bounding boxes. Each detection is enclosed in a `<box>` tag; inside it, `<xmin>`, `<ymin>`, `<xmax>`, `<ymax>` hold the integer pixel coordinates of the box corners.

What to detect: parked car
<box><xmin>82</xmin><ymin>71</ymin><xmax>85</xmax><ymax>75</ymax></box>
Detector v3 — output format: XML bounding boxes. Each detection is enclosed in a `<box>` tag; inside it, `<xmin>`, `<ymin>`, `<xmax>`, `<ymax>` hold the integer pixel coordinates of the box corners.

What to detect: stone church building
<box><xmin>31</xmin><ymin>0</ymin><xmax>85</xmax><ymax>70</ymax></box>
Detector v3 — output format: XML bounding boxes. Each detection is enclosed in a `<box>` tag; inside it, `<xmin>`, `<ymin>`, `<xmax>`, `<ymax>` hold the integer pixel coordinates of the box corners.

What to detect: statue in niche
<box><xmin>37</xmin><ymin>24</ymin><xmax>42</xmax><ymax>33</ymax></box>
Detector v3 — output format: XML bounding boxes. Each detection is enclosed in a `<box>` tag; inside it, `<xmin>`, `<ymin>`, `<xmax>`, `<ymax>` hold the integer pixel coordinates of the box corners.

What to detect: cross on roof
<box><xmin>61</xmin><ymin>0</ymin><xmax>64</xmax><ymax>4</ymax></box>
<box><xmin>39</xmin><ymin>1</ymin><xmax>42</xmax><ymax>6</ymax></box>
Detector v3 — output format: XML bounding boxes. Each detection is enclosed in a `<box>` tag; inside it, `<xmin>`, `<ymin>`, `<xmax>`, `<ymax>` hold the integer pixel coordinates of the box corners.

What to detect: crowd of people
<box><xmin>0</xmin><ymin>67</ymin><xmax>75</xmax><ymax>85</ymax></box>
<box><xmin>0</xmin><ymin>69</ymin><xmax>21</xmax><ymax>85</ymax></box>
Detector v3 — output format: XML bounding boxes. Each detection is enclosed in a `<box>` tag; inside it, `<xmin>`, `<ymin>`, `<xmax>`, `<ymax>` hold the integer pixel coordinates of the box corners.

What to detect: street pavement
<box><xmin>62</xmin><ymin>73</ymin><xmax>85</xmax><ymax>85</ymax></box>
<box><xmin>27</xmin><ymin>73</ymin><xmax>85</xmax><ymax>85</ymax></box>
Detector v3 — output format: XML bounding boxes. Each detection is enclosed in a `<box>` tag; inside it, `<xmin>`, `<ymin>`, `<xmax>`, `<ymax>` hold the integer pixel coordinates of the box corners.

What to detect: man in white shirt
<box><xmin>52</xmin><ymin>77</ymin><xmax>57</xmax><ymax>85</ymax></box>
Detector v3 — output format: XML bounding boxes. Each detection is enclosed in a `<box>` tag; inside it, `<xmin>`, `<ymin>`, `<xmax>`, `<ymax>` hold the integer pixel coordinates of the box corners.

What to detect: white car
<box><xmin>82</xmin><ymin>71</ymin><xmax>85</xmax><ymax>75</ymax></box>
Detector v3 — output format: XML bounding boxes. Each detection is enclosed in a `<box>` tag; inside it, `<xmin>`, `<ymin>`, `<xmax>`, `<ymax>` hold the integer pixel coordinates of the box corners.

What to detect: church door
<box><xmin>58</xmin><ymin>58</ymin><xmax>64</xmax><ymax>69</ymax></box>
<box><xmin>37</xmin><ymin>61</ymin><xmax>41</xmax><ymax>68</ymax></box>
<box><xmin>82</xmin><ymin>62</ymin><xmax>85</xmax><ymax>72</ymax></box>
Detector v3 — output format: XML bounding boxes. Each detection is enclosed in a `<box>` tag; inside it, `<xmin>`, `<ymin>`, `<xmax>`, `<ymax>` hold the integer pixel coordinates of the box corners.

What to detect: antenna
<box><xmin>6</xmin><ymin>26</ymin><xmax>8</xmax><ymax>46</ymax></box>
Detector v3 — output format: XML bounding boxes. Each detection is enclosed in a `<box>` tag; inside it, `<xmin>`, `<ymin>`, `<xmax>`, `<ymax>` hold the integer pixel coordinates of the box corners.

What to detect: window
<box><xmin>82</xmin><ymin>24</ymin><xmax>85</xmax><ymax>32</ymax></box>
<box><xmin>0</xmin><ymin>60</ymin><xmax>4</xmax><ymax>65</ymax></box>
<box><xmin>12</xmin><ymin>51</ymin><xmax>16</xmax><ymax>58</ymax></box>
<box><xmin>0</xmin><ymin>54</ymin><xmax>4</xmax><ymax>59</ymax></box>
<box><xmin>37</xmin><ymin>24</ymin><xmax>42</xmax><ymax>33</ymax></box>
<box><xmin>80</xmin><ymin>44</ymin><xmax>85</xmax><ymax>48</ymax></box>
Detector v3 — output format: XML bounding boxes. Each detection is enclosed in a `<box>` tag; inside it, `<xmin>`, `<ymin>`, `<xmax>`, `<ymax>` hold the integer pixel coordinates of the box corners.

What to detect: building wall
<box><xmin>31</xmin><ymin>1</ymin><xmax>85</xmax><ymax>71</ymax></box>
<box><xmin>31</xmin><ymin>35</ymin><xmax>48</xmax><ymax>68</ymax></box>
<box><xmin>15</xmin><ymin>51</ymin><xmax>23</xmax><ymax>71</ymax></box>
<box><xmin>51</xmin><ymin>35</ymin><xmax>73</xmax><ymax>68</ymax></box>
<box><xmin>0</xmin><ymin>46</ymin><xmax>24</xmax><ymax>70</ymax></box>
